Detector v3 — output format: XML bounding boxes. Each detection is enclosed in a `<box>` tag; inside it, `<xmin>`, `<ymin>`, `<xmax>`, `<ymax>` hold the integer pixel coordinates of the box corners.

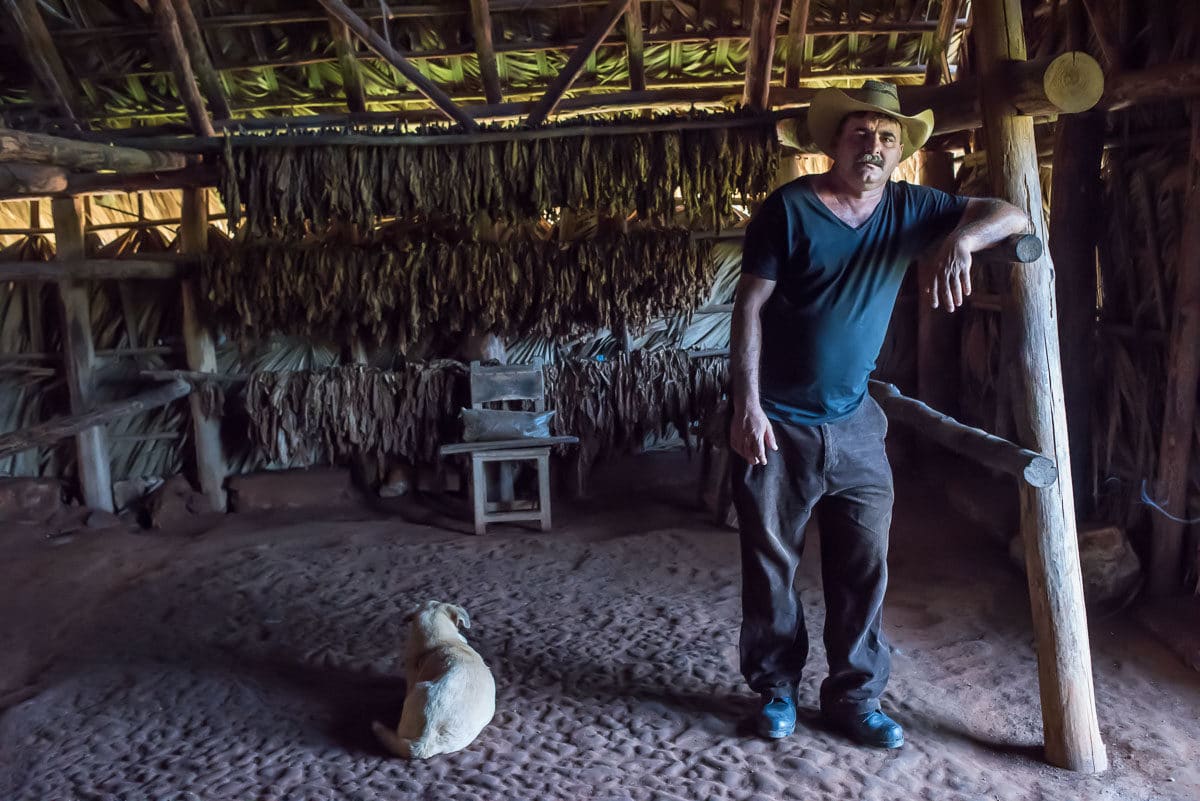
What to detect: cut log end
<box><xmin>1022</xmin><ymin>455</ymin><xmax>1059</xmax><ymax>488</ymax></box>
<box><xmin>1043</xmin><ymin>51</ymin><xmax>1105</xmax><ymax>114</ymax></box>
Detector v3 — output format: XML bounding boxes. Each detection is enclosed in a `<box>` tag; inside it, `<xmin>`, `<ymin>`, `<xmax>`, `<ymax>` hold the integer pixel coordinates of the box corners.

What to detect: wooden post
<box><xmin>468</xmin><ymin>0</ymin><xmax>503</xmax><ymax>104</ymax></box>
<box><xmin>917</xmin><ymin>149</ymin><xmax>962</xmax><ymax>415</ymax></box>
<box><xmin>327</xmin><ymin>13</ymin><xmax>368</xmax><ymax>113</ymax></box>
<box><xmin>742</xmin><ymin>0</ymin><xmax>784</xmax><ymax>110</ymax></box>
<box><xmin>1149</xmin><ymin>112</ymin><xmax>1200</xmax><ymax>596</ymax></box>
<box><xmin>975</xmin><ymin>0</ymin><xmax>1106</xmax><ymax>773</ymax></box>
<box><xmin>179</xmin><ymin>188</ymin><xmax>226</xmax><ymax>511</ymax></box>
<box><xmin>52</xmin><ymin>197</ymin><xmax>113</xmax><ymax>512</ymax></box>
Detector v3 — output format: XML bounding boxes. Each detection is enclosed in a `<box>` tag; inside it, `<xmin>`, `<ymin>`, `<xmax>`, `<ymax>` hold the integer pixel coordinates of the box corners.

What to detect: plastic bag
<box><xmin>461</xmin><ymin>408</ymin><xmax>556</xmax><ymax>442</ymax></box>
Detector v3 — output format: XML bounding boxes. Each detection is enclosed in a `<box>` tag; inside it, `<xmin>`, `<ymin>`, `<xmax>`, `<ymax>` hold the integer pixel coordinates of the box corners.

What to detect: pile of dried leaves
<box><xmin>218</xmin><ymin>113</ymin><xmax>780</xmax><ymax>234</ymax></box>
<box><xmin>202</xmin><ymin>229</ymin><xmax>715</xmax><ymax>347</ymax></box>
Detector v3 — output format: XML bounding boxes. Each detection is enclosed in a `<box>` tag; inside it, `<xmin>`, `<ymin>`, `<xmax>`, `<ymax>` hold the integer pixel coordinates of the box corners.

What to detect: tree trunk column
<box><xmin>974</xmin><ymin>0</ymin><xmax>1107</xmax><ymax>774</ymax></box>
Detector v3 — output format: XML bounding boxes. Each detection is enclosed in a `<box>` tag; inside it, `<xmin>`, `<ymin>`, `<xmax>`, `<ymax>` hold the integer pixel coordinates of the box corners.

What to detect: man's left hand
<box><xmin>926</xmin><ymin>235</ymin><xmax>973</xmax><ymax>312</ymax></box>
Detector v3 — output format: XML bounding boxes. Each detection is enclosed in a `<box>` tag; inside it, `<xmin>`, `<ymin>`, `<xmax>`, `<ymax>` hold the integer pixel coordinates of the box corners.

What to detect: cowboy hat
<box><xmin>807</xmin><ymin>80</ymin><xmax>934</xmax><ymax>161</ymax></box>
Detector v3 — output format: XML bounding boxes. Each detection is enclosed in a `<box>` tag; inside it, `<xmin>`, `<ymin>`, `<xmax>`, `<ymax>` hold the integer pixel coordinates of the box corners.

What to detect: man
<box><xmin>729</xmin><ymin>80</ymin><xmax>1029</xmax><ymax>749</ymax></box>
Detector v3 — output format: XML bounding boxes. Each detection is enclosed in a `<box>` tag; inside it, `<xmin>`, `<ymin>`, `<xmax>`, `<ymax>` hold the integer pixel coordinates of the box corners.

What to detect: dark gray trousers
<box><xmin>731</xmin><ymin>397</ymin><xmax>894</xmax><ymax>715</ymax></box>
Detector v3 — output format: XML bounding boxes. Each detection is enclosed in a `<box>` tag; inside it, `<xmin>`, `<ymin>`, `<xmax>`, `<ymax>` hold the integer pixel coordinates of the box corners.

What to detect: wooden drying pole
<box><xmin>1149</xmin><ymin>112</ymin><xmax>1200</xmax><ymax>596</ymax></box>
<box><xmin>51</xmin><ymin>197</ymin><xmax>114</xmax><ymax>512</ymax></box>
<box><xmin>0</xmin><ymin>381</ymin><xmax>191</xmax><ymax>460</ymax></box>
<box><xmin>975</xmin><ymin>0</ymin><xmax>1107</xmax><ymax>773</ymax></box>
<box><xmin>0</xmin><ymin>128</ymin><xmax>189</xmax><ymax>172</ymax></box>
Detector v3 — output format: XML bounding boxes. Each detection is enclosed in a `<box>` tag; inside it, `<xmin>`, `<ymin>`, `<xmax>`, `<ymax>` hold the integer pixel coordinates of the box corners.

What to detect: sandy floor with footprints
<box><xmin>1</xmin><ymin>451</ymin><xmax>1198</xmax><ymax>801</ymax></box>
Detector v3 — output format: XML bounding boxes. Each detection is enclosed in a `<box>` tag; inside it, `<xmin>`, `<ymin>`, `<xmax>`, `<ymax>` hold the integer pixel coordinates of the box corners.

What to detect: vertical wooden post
<box><xmin>1149</xmin><ymin>111</ymin><xmax>1200</xmax><ymax>596</ymax></box>
<box><xmin>917</xmin><ymin>149</ymin><xmax>962</xmax><ymax>415</ymax></box>
<box><xmin>975</xmin><ymin>0</ymin><xmax>1107</xmax><ymax>773</ymax></box>
<box><xmin>179</xmin><ymin>188</ymin><xmax>226</xmax><ymax>511</ymax></box>
<box><xmin>52</xmin><ymin>196</ymin><xmax>113</xmax><ymax>511</ymax></box>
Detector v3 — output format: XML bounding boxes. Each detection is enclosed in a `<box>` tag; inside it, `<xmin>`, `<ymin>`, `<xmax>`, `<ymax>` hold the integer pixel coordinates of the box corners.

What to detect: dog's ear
<box><xmin>443</xmin><ymin>603</ymin><xmax>471</xmax><ymax>630</ymax></box>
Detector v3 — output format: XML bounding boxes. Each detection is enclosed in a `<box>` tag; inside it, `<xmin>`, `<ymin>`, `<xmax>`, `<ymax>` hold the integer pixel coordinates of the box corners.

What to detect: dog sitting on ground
<box><xmin>371</xmin><ymin>600</ymin><xmax>496</xmax><ymax>759</ymax></box>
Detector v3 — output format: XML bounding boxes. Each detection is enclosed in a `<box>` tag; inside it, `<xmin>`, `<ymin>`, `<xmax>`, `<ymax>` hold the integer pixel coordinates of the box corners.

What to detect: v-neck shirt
<box><xmin>741</xmin><ymin>174</ymin><xmax>968</xmax><ymax>424</ymax></box>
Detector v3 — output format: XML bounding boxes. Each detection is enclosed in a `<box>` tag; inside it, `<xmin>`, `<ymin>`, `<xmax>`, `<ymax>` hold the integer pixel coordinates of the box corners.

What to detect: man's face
<box><xmin>831</xmin><ymin>112</ymin><xmax>903</xmax><ymax>191</ymax></box>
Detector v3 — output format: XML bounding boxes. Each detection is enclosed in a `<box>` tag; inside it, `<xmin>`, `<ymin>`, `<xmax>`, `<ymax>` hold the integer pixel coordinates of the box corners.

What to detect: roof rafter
<box><xmin>783</xmin><ymin>0</ymin><xmax>810</xmax><ymax>87</ymax></box>
<box><xmin>525</xmin><ymin>0</ymin><xmax>633</xmax><ymax>126</ymax></box>
<box><xmin>327</xmin><ymin>13</ymin><xmax>368</xmax><ymax>113</ymax></box>
<box><xmin>149</xmin><ymin>0</ymin><xmax>216</xmax><ymax>135</ymax></box>
<box><xmin>625</xmin><ymin>0</ymin><xmax>646</xmax><ymax>92</ymax></box>
<box><xmin>316</xmin><ymin>0</ymin><xmax>478</xmax><ymax>130</ymax></box>
<box><xmin>924</xmin><ymin>0</ymin><xmax>962</xmax><ymax>86</ymax></box>
<box><xmin>5</xmin><ymin>0</ymin><xmax>84</xmax><ymax>125</ymax></box>
<box><xmin>743</xmin><ymin>0</ymin><xmax>783</xmax><ymax>110</ymax></box>
<box><xmin>468</xmin><ymin>0</ymin><xmax>504</xmax><ymax>105</ymax></box>
<box><xmin>171</xmin><ymin>0</ymin><xmax>233</xmax><ymax>121</ymax></box>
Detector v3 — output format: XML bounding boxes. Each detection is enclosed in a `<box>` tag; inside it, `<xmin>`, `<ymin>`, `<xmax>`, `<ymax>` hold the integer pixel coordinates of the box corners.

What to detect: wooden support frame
<box><xmin>624</xmin><ymin>0</ymin><xmax>646</xmax><ymax>93</ymax></box>
<box><xmin>468</xmin><ymin>0</ymin><xmax>504</xmax><ymax>105</ymax></box>
<box><xmin>327</xmin><ymin>13</ymin><xmax>368</xmax><ymax>113</ymax></box>
<box><xmin>782</xmin><ymin>0</ymin><xmax>810</xmax><ymax>88</ymax></box>
<box><xmin>316</xmin><ymin>0</ymin><xmax>478</xmax><ymax>130</ymax></box>
<box><xmin>0</xmin><ymin>259</ymin><xmax>196</xmax><ymax>282</ymax></box>
<box><xmin>6</xmin><ymin>0</ymin><xmax>83</xmax><ymax>124</ymax></box>
<box><xmin>868</xmin><ymin>381</ymin><xmax>1057</xmax><ymax>488</ymax></box>
<box><xmin>151</xmin><ymin>0</ymin><xmax>216</xmax><ymax>135</ymax></box>
<box><xmin>742</xmin><ymin>0</ymin><xmax>783</xmax><ymax>110</ymax></box>
<box><xmin>0</xmin><ymin>380</ymin><xmax>191</xmax><ymax>459</ymax></box>
<box><xmin>975</xmin><ymin>0</ymin><xmax>1107</xmax><ymax>773</ymax></box>
<box><xmin>0</xmin><ymin>128</ymin><xmax>188</xmax><ymax>173</ymax></box>
<box><xmin>525</xmin><ymin>0</ymin><xmax>632</xmax><ymax>126</ymax></box>
<box><xmin>51</xmin><ymin>197</ymin><xmax>113</xmax><ymax>512</ymax></box>
<box><xmin>180</xmin><ymin>188</ymin><xmax>228</xmax><ymax>512</ymax></box>
<box><xmin>924</xmin><ymin>0</ymin><xmax>963</xmax><ymax>86</ymax></box>
<box><xmin>171</xmin><ymin>0</ymin><xmax>233</xmax><ymax>121</ymax></box>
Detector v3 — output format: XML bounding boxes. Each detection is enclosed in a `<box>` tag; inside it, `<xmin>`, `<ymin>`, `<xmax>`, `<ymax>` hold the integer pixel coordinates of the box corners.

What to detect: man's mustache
<box><xmin>856</xmin><ymin>154</ymin><xmax>885</xmax><ymax>167</ymax></box>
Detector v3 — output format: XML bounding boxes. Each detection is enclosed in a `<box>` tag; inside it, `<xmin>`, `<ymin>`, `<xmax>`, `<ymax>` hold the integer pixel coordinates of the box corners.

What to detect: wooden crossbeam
<box><xmin>327</xmin><ymin>13</ymin><xmax>368</xmax><ymax>113</ymax></box>
<box><xmin>0</xmin><ymin>163</ymin><xmax>68</xmax><ymax>196</ymax></box>
<box><xmin>924</xmin><ymin>0</ymin><xmax>962</xmax><ymax>86</ymax></box>
<box><xmin>742</xmin><ymin>0</ymin><xmax>783</xmax><ymax>110</ymax></box>
<box><xmin>6</xmin><ymin>0</ymin><xmax>84</xmax><ymax>124</ymax></box>
<box><xmin>151</xmin><ymin>0</ymin><xmax>216</xmax><ymax>135</ymax></box>
<box><xmin>171</xmin><ymin>0</ymin><xmax>233</xmax><ymax>121</ymax></box>
<box><xmin>0</xmin><ymin>127</ymin><xmax>188</xmax><ymax>172</ymax></box>
<box><xmin>625</xmin><ymin>0</ymin><xmax>646</xmax><ymax>92</ymax></box>
<box><xmin>524</xmin><ymin>0</ymin><xmax>632</xmax><ymax>126</ymax></box>
<box><xmin>782</xmin><ymin>0</ymin><xmax>810</xmax><ymax>88</ymax></box>
<box><xmin>0</xmin><ymin>258</ymin><xmax>196</xmax><ymax>282</ymax></box>
<box><xmin>316</xmin><ymin>0</ymin><xmax>478</xmax><ymax>129</ymax></box>
<box><xmin>468</xmin><ymin>0</ymin><xmax>504</xmax><ymax>105</ymax></box>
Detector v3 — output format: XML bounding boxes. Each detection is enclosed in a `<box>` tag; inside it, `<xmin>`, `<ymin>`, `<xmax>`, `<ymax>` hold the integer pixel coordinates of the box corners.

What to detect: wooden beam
<box><xmin>180</xmin><ymin>188</ymin><xmax>228</xmax><ymax>512</ymax></box>
<box><xmin>327</xmin><ymin>13</ymin><xmax>368</xmax><ymax>113</ymax></box>
<box><xmin>5</xmin><ymin>0</ymin><xmax>83</xmax><ymax>124</ymax></box>
<box><xmin>0</xmin><ymin>259</ymin><xmax>195</xmax><ymax>282</ymax></box>
<box><xmin>1048</xmin><ymin>110</ymin><xmax>1104</xmax><ymax>521</ymax></box>
<box><xmin>868</xmin><ymin>381</ymin><xmax>1057</xmax><ymax>487</ymax></box>
<box><xmin>1101</xmin><ymin>61</ymin><xmax>1200</xmax><ymax>113</ymax></box>
<box><xmin>525</xmin><ymin>0</ymin><xmax>632</xmax><ymax>126</ymax></box>
<box><xmin>917</xmin><ymin>150</ymin><xmax>961</xmax><ymax>415</ymax></box>
<box><xmin>170</xmin><ymin>0</ymin><xmax>233</xmax><ymax>121</ymax></box>
<box><xmin>0</xmin><ymin>128</ymin><xmax>188</xmax><ymax>173</ymax></box>
<box><xmin>624</xmin><ymin>0</ymin><xmax>646</xmax><ymax>92</ymax></box>
<box><xmin>316</xmin><ymin>0</ymin><xmax>478</xmax><ymax>129</ymax></box>
<box><xmin>0</xmin><ymin>380</ymin><xmax>191</xmax><ymax>460</ymax></box>
<box><xmin>974</xmin><ymin>0</ymin><xmax>1107</xmax><ymax>773</ymax></box>
<box><xmin>742</xmin><ymin>0</ymin><xmax>783</xmax><ymax>110</ymax></box>
<box><xmin>51</xmin><ymin>197</ymin><xmax>113</xmax><ymax>512</ymax></box>
<box><xmin>1149</xmin><ymin>114</ymin><xmax>1200</xmax><ymax>596</ymax></box>
<box><xmin>782</xmin><ymin>0</ymin><xmax>810</xmax><ymax>88</ymax></box>
<box><xmin>468</xmin><ymin>0</ymin><xmax>504</xmax><ymax>104</ymax></box>
<box><xmin>151</xmin><ymin>0</ymin><xmax>216</xmax><ymax>135</ymax></box>
<box><xmin>0</xmin><ymin>163</ymin><xmax>68</xmax><ymax>195</ymax></box>
<box><xmin>924</xmin><ymin>0</ymin><xmax>962</xmax><ymax>86</ymax></box>
<box><xmin>1079</xmin><ymin>0</ymin><xmax>1121</xmax><ymax>72</ymax></box>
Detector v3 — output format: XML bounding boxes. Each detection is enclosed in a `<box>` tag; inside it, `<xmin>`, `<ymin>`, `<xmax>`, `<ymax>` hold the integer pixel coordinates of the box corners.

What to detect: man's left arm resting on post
<box><xmin>928</xmin><ymin>197</ymin><xmax>1031</xmax><ymax>312</ymax></box>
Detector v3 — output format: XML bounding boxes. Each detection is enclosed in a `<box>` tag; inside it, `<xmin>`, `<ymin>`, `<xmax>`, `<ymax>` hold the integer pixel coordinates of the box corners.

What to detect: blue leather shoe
<box><xmin>823</xmin><ymin>708</ymin><xmax>904</xmax><ymax>749</ymax></box>
<box><xmin>757</xmin><ymin>692</ymin><xmax>797</xmax><ymax>739</ymax></box>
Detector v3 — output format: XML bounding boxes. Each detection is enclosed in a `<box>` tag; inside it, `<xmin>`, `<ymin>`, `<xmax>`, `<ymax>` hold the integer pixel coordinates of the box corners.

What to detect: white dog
<box><xmin>372</xmin><ymin>600</ymin><xmax>496</xmax><ymax>759</ymax></box>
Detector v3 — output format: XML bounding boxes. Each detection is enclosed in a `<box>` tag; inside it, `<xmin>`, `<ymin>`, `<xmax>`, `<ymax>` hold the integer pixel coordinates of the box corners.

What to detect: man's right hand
<box><xmin>730</xmin><ymin>403</ymin><xmax>779</xmax><ymax>466</ymax></box>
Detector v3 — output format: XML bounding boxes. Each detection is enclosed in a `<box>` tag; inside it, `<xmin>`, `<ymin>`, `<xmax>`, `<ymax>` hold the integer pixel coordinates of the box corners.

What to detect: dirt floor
<box><xmin>1</xmin><ymin>451</ymin><xmax>1198</xmax><ymax>801</ymax></box>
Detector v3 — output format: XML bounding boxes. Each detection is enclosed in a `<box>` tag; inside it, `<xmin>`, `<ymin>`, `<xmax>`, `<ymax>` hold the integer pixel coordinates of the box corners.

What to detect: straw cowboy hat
<box><xmin>807</xmin><ymin>80</ymin><xmax>935</xmax><ymax>162</ymax></box>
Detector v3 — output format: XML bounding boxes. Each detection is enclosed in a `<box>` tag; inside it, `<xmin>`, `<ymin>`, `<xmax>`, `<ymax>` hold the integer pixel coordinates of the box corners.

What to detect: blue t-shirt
<box><xmin>742</xmin><ymin>175</ymin><xmax>968</xmax><ymax>425</ymax></box>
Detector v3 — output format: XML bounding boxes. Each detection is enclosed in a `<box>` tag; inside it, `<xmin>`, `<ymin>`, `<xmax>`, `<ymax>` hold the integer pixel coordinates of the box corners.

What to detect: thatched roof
<box><xmin>0</xmin><ymin>0</ymin><xmax>968</xmax><ymax>131</ymax></box>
